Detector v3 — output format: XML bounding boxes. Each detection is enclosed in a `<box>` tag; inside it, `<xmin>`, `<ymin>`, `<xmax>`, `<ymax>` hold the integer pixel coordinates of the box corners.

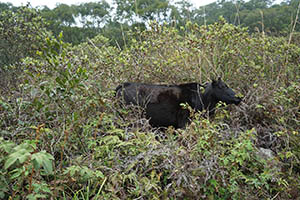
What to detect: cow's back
<box><xmin>116</xmin><ymin>82</ymin><xmax>182</xmax><ymax>107</ymax></box>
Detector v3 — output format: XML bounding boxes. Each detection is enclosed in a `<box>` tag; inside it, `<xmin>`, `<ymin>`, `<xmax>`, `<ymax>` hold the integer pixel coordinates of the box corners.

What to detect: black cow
<box><xmin>115</xmin><ymin>78</ymin><xmax>242</xmax><ymax>128</ymax></box>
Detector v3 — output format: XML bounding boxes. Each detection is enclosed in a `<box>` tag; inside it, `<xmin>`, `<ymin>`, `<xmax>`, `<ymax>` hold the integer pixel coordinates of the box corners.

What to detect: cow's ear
<box><xmin>212</xmin><ymin>79</ymin><xmax>217</xmax><ymax>87</ymax></box>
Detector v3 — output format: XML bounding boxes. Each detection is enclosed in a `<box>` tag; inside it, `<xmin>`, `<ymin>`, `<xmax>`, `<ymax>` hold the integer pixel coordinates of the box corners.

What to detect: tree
<box><xmin>40</xmin><ymin>1</ymin><xmax>112</xmax><ymax>45</ymax></box>
<box><xmin>243</xmin><ymin>0</ymin><xmax>275</xmax><ymax>10</ymax></box>
<box><xmin>52</xmin><ymin>4</ymin><xmax>76</xmax><ymax>26</ymax></box>
<box><xmin>170</xmin><ymin>0</ymin><xmax>197</xmax><ymax>27</ymax></box>
<box><xmin>0</xmin><ymin>2</ymin><xmax>15</xmax><ymax>12</ymax></box>
<box><xmin>239</xmin><ymin>0</ymin><xmax>299</xmax><ymax>34</ymax></box>
<box><xmin>114</xmin><ymin>0</ymin><xmax>170</xmax><ymax>23</ymax></box>
<box><xmin>77</xmin><ymin>1</ymin><xmax>111</xmax><ymax>28</ymax></box>
<box><xmin>0</xmin><ymin>5</ymin><xmax>52</xmax><ymax>66</ymax></box>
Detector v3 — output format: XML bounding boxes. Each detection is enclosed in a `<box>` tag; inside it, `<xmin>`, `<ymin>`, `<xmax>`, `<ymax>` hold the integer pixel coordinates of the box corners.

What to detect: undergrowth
<box><xmin>0</xmin><ymin>18</ymin><xmax>299</xmax><ymax>199</ymax></box>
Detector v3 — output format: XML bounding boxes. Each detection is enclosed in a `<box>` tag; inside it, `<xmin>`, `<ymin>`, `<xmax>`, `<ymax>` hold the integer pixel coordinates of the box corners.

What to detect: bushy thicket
<box><xmin>0</xmin><ymin>17</ymin><xmax>299</xmax><ymax>199</ymax></box>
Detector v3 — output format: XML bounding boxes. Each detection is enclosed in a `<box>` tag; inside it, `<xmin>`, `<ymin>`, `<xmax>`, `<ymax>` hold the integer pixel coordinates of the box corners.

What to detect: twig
<box><xmin>271</xmin><ymin>192</ymin><xmax>280</xmax><ymax>200</ymax></box>
<box><xmin>234</xmin><ymin>2</ymin><xmax>241</xmax><ymax>26</ymax></box>
<box><xmin>260</xmin><ymin>10</ymin><xmax>265</xmax><ymax>37</ymax></box>
<box><xmin>203</xmin><ymin>6</ymin><xmax>207</xmax><ymax>26</ymax></box>
<box><xmin>288</xmin><ymin>1</ymin><xmax>300</xmax><ymax>45</ymax></box>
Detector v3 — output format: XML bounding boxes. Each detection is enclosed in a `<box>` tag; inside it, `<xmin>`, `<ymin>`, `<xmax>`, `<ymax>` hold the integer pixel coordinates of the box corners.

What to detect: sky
<box><xmin>1</xmin><ymin>0</ymin><xmax>215</xmax><ymax>9</ymax></box>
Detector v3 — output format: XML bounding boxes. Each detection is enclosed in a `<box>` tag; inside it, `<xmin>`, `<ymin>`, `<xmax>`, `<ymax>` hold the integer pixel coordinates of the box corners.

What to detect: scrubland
<box><xmin>0</xmin><ymin>18</ymin><xmax>299</xmax><ymax>199</ymax></box>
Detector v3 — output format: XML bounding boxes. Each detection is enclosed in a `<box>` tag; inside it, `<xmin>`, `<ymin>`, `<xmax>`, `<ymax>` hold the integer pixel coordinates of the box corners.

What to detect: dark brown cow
<box><xmin>116</xmin><ymin>78</ymin><xmax>242</xmax><ymax>128</ymax></box>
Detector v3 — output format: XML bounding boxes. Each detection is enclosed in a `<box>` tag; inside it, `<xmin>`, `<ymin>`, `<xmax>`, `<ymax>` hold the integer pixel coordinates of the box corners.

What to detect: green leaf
<box><xmin>31</xmin><ymin>151</ymin><xmax>54</xmax><ymax>174</ymax></box>
<box><xmin>95</xmin><ymin>170</ymin><xmax>105</xmax><ymax>178</ymax></box>
<box><xmin>0</xmin><ymin>138</ymin><xmax>15</xmax><ymax>153</ymax></box>
<box><xmin>10</xmin><ymin>168</ymin><xmax>24</xmax><ymax>179</ymax></box>
<box><xmin>4</xmin><ymin>156</ymin><xmax>19</xmax><ymax>169</ymax></box>
<box><xmin>18</xmin><ymin>151</ymin><xmax>31</xmax><ymax>164</ymax></box>
<box><xmin>27</xmin><ymin>194</ymin><xmax>47</xmax><ymax>200</ymax></box>
<box><xmin>64</xmin><ymin>165</ymin><xmax>80</xmax><ymax>176</ymax></box>
<box><xmin>5</xmin><ymin>147</ymin><xmax>31</xmax><ymax>169</ymax></box>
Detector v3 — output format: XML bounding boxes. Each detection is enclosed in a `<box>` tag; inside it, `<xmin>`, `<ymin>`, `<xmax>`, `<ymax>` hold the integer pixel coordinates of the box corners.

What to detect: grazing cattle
<box><xmin>115</xmin><ymin>78</ymin><xmax>242</xmax><ymax>128</ymax></box>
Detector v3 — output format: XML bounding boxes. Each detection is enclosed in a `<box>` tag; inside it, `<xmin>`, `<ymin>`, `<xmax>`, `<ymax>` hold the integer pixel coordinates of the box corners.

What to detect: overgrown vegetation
<box><xmin>0</xmin><ymin>4</ymin><xmax>299</xmax><ymax>200</ymax></box>
<box><xmin>1</xmin><ymin>0</ymin><xmax>300</xmax><ymax>47</ymax></box>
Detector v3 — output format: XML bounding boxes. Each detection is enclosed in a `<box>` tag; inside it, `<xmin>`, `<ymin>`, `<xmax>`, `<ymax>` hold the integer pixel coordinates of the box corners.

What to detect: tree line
<box><xmin>0</xmin><ymin>0</ymin><xmax>299</xmax><ymax>48</ymax></box>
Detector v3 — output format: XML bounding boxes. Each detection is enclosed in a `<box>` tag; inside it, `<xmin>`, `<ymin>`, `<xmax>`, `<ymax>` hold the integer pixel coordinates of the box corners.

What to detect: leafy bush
<box><xmin>0</xmin><ymin>5</ymin><xmax>51</xmax><ymax>66</ymax></box>
<box><xmin>0</xmin><ymin>14</ymin><xmax>299</xmax><ymax>199</ymax></box>
<box><xmin>0</xmin><ymin>5</ymin><xmax>53</xmax><ymax>96</ymax></box>
<box><xmin>0</xmin><ymin>136</ymin><xmax>54</xmax><ymax>199</ymax></box>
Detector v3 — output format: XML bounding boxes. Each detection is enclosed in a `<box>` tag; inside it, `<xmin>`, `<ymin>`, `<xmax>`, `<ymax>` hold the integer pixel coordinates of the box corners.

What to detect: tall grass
<box><xmin>0</xmin><ymin>19</ymin><xmax>299</xmax><ymax>199</ymax></box>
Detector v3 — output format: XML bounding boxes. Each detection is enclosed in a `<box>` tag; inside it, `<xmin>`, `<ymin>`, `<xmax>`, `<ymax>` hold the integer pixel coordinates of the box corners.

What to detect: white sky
<box><xmin>0</xmin><ymin>0</ymin><xmax>215</xmax><ymax>9</ymax></box>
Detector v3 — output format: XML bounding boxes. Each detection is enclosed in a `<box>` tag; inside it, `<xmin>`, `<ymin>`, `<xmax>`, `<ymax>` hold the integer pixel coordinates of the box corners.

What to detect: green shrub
<box><xmin>0</xmin><ymin>137</ymin><xmax>54</xmax><ymax>199</ymax></box>
<box><xmin>1</xmin><ymin>16</ymin><xmax>299</xmax><ymax>199</ymax></box>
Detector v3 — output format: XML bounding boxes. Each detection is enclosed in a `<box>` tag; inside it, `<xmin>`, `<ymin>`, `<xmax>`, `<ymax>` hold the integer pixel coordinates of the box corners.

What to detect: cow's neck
<box><xmin>202</xmin><ymin>89</ymin><xmax>218</xmax><ymax>115</ymax></box>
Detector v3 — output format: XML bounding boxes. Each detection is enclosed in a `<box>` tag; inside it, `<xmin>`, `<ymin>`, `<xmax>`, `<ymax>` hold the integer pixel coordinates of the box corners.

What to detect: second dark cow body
<box><xmin>116</xmin><ymin>78</ymin><xmax>242</xmax><ymax>128</ymax></box>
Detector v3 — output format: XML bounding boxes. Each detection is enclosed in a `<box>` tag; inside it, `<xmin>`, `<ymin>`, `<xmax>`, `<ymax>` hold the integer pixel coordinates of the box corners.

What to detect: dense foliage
<box><xmin>0</xmin><ymin>4</ymin><xmax>299</xmax><ymax>200</ymax></box>
<box><xmin>0</xmin><ymin>6</ymin><xmax>51</xmax><ymax>66</ymax></box>
<box><xmin>1</xmin><ymin>0</ymin><xmax>299</xmax><ymax>48</ymax></box>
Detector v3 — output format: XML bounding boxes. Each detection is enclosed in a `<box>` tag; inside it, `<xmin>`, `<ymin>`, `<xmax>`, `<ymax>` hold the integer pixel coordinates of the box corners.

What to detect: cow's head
<box><xmin>208</xmin><ymin>78</ymin><xmax>242</xmax><ymax>105</ymax></box>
